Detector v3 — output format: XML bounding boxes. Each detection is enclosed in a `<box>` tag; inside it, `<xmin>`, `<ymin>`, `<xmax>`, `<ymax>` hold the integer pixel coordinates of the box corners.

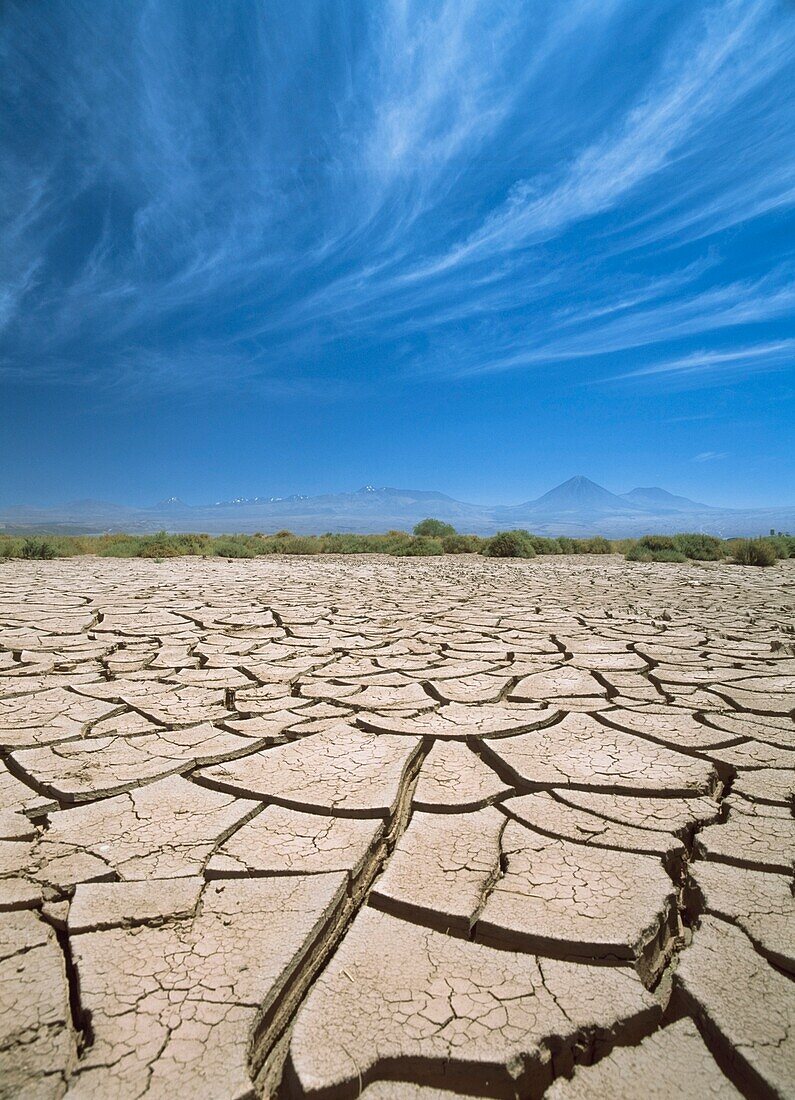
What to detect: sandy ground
<box><xmin>0</xmin><ymin>553</ymin><xmax>793</xmax><ymax>1099</ymax></box>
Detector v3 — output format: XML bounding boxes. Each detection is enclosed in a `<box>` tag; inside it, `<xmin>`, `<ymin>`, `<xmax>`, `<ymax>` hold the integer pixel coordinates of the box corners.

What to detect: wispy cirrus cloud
<box><xmin>613</xmin><ymin>340</ymin><xmax>795</xmax><ymax>381</ymax></box>
<box><xmin>415</xmin><ymin>269</ymin><xmax>795</xmax><ymax>382</ymax></box>
<box><xmin>398</xmin><ymin>0</ymin><xmax>789</xmax><ymax>277</ymax></box>
<box><xmin>0</xmin><ymin>0</ymin><xmax>793</xmax><ymax>396</ymax></box>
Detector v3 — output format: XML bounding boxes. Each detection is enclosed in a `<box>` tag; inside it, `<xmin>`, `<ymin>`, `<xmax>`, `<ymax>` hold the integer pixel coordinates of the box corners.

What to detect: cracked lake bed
<box><xmin>0</xmin><ymin>554</ymin><xmax>793</xmax><ymax>1098</ymax></box>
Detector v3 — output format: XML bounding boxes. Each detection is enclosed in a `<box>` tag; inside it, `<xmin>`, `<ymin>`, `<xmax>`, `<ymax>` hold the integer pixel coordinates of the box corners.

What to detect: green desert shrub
<box><xmin>482</xmin><ymin>530</ymin><xmax>536</xmax><ymax>558</ymax></box>
<box><xmin>213</xmin><ymin>537</ymin><xmax>257</xmax><ymax>558</ymax></box>
<box><xmin>637</xmin><ymin>535</ymin><xmax>677</xmax><ymax>552</ymax></box>
<box><xmin>20</xmin><ymin>538</ymin><xmax>57</xmax><ymax>560</ymax></box>
<box><xmin>393</xmin><ymin>535</ymin><xmax>444</xmax><ymax>556</ymax></box>
<box><xmin>582</xmin><ymin>536</ymin><xmax>613</xmax><ymax>554</ymax></box>
<box><xmin>61</xmin><ymin>535</ymin><xmax>94</xmax><ymax>556</ymax></box>
<box><xmin>138</xmin><ymin>532</ymin><xmax>183</xmax><ymax>558</ymax></box>
<box><xmin>612</xmin><ymin>538</ymin><xmax>636</xmax><ymax>555</ymax></box>
<box><xmin>95</xmin><ymin>531</ymin><xmax>182</xmax><ymax>558</ymax></box>
<box><xmin>413</xmin><ymin>518</ymin><xmax>456</xmax><ymax>538</ymax></box>
<box><xmin>0</xmin><ymin>536</ymin><xmax>24</xmax><ymax>559</ymax></box>
<box><xmin>253</xmin><ymin>536</ymin><xmax>284</xmax><ymax>554</ymax></box>
<box><xmin>672</xmin><ymin>533</ymin><xmax>723</xmax><ymax>560</ymax></box>
<box><xmin>556</xmin><ymin>536</ymin><xmax>610</xmax><ymax>554</ymax></box>
<box><xmin>379</xmin><ymin>533</ymin><xmax>413</xmax><ymax>555</ymax></box>
<box><xmin>273</xmin><ymin>536</ymin><xmax>321</xmax><ymax>555</ymax></box>
<box><xmin>23</xmin><ymin>534</ymin><xmax>86</xmax><ymax>557</ymax></box>
<box><xmin>0</xmin><ymin>527</ymin><xmax>759</xmax><ymax>562</ymax></box>
<box><xmin>525</xmin><ymin>535</ymin><xmax>563</xmax><ymax>555</ymax></box>
<box><xmin>764</xmin><ymin>534</ymin><xmax>794</xmax><ymax>559</ymax></box>
<box><xmin>625</xmin><ymin>543</ymin><xmax>686</xmax><ymax>563</ymax></box>
<box><xmin>555</xmin><ymin>536</ymin><xmax>579</xmax><ymax>554</ymax></box>
<box><xmin>625</xmin><ymin>545</ymin><xmax>652</xmax><ymax>562</ymax></box>
<box><xmin>174</xmin><ymin>532</ymin><xmax>213</xmax><ymax>555</ymax></box>
<box><xmin>441</xmin><ymin>533</ymin><xmax>477</xmax><ymax>554</ymax></box>
<box><xmin>98</xmin><ymin>536</ymin><xmax>142</xmax><ymax>557</ymax></box>
<box><xmin>625</xmin><ymin>534</ymin><xmax>687</xmax><ymax>563</ymax></box>
<box><xmin>319</xmin><ymin>533</ymin><xmax>369</xmax><ymax>554</ymax></box>
<box><xmin>372</xmin><ymin>533</ymin><xmax>404</xmax><ymax>553</ymax></box>
<box><xmin>249</xmin><ymin>534</ymin><xmax>278</xmax><ymax>555</ymax></box>
<box><xmin>650</xmin><ymin>548</ymin><xmax>687</xmax><ymax>562</ymax></box>
<box><xmin>731</xmin><ymin>539</ymin><xmax>777</xmax><ymax>567</ymax></box>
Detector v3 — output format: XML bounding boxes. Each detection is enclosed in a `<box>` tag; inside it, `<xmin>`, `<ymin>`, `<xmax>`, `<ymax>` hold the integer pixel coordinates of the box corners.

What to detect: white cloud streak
<box><xmin>0</xmin><ymin>0</ymin><xmax>793</xmax><ymax>394</ymax></box>
<box><xmin>615</xmin><ymin>341</ymin><xmax>795</xmax><ymax>380</ymax></box>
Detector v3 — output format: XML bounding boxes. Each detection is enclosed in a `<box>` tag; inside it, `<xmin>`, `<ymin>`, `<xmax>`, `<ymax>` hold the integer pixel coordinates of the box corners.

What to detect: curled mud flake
<box><xmin>547</xmin><ymin>1017</ymin><xmax>742</xmax><ymax>1099</ymax></box>
<box><xmin>568</xmin><ymin>651</ymin><xmax>650</xmax><ymax>673</ymax></box>
<box><xmin>0</xmin><ymin>876</ymin><xmax>42</xmax><ymax>911</ymax></box>
<box><xmin>475</xmin><ymin>820</ymin><xmax>678</xmax><ymax>984</ymax></box>
<box><xmin>702</xmin><ymin>740</ymin><xmax>795</xmax><ymax>771</ymax></box>
<box><xmin>358</xmin><ymin>1084</ymin><xmax>483</xmax><ymax>1099</ymax></box>
<box><xmin>554</xmin><ymin>790</ymin><xmax>721</xmax><ymax>836</ymax></box>
<box><xmin>687</xmin><ymin>861</ymin><xmax>795</xmax><ymax>974</ymax></box>
<box><xmin>68</xmin><ymin>877</ymin><xmax>205</xmax><ymax>933</ymax></box>
<box><xmin>9</xmin><ymin>722</ymin><xmax>263</xmax><ymax>803</ymax></box>
<box><xmin>412</xmin><ymin>741</ymin><xmax>513</xmax><ymax>811</ymax></box>
<box><xmin>731</xmin><ymin>767</ymin><xmax>795</xmax><ymax>807</ymax></box>
<box><xmin>508</xmin><ymin>666</ymin><xmax>607</xmax><ymax>703</ymax></box>
<box><xmin>708</xmin><ymin>674</ymin><xmax>795</xmax><ymax>716</ymax></box>
<box><xmin>0</xmin><ymin>687</ymin><xmax>122</xmax><ymax>750</ymax></box>
<box><xmin>172</xmin><ymin>666</ymin><xmax>257</xmax><ymax>689</ymax></box>
<box><xmin>597</xmin><ymin>706</ymin><xmax>741</xmax><ymax>751</ymax></box>
<box><xmin>423</xmin><ymin>673</ymin><xmax>515</xmax><ymax>705</ymax></box>
<box><xmin>349</xmin><ymin>683</ymin><xmax>438</xmax><ymax>712</ymax></box>
<box><xmin>286</xmin><ymin>907</ymin><xmax>659</xmax><ymax>1099</ymax></box>
<box><xmin>0</xmin><ymin>910</ymin><xmax>76</xmax><ymax>1097</ymax></box>
<box><xmin>356</xmin><ymin>702</ymin><xmax>561</xmax><ymax>740</ymax></box>
<box><xmin>197</xmin><ymin>724</ymin><xmax>422</xmax><ymax>817</ymax></box>
<box><xmin>70</xmin><ymin>876</ymin><xmax>348</xmax><ymax>1099</ymax></box>
<box><xmin>700</xmin><ymin>711</ymin><xmax>795</xmax><ymax>750</ymax></box>
<box><xmin>370</xmin><ymin>808</ymin><xmax>504</xmax><ymax>934</ymax></box>
<box><xmin>207</xmin><ymin>803</ymin><xmax>384</xmax><ymax>883</ymax></box>
<box><xmin>694</xmin><ymin>811</ymin><xmax>795</xmax><ymax>875</ymax></box>
<box><xmin>673</xmin><ymin>916</ymin><xmax>795</xmax><ymax>1099</ymax></box>
<box><xmin>504</xmin><ymin>790</ymin><xmax>685</xmax><ymax>858</ymax></box>
<box><xmin>0</xmin><ymin>759</ymin><xmax>57</xmax><ymax>837</ymax></box>
<box><xmin>31</xmin><ymin>775</ymin><xmax>259</xmax><ymax>885</ymax></box>
<box><xmin>119</xmin><ymin>685</ymin><xmax>235</xmax><ymax>727</ymax></box>
<box><xmin>481</xmin><ymin>712</ymin><xmax>719</xmax><ymax>795</ymax></box>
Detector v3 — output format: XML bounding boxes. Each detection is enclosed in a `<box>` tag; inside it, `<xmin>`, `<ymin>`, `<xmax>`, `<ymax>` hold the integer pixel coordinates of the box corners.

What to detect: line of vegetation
<box><xmin>1</xmin><ymin>523</ymin><xmax>792</xmax><ymax>566</ymax></box>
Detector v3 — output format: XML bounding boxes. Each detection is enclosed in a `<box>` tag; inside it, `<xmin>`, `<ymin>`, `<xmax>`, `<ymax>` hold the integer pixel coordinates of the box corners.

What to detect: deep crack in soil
<box><xmin>0</xmin><ymin>554</ymin><xmax>791</xmax><ymax>1099</ymax></box>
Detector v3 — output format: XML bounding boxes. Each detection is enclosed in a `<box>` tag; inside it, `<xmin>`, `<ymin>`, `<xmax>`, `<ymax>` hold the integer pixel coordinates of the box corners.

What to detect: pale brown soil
<box><xmin>0</xmin><ymin>554</ymin><xmax>792</xmax><ymax>1099</ymax></box>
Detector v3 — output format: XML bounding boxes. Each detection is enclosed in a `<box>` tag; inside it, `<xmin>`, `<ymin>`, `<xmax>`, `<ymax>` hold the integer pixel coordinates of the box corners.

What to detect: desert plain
<box><xmin>0</xmin><ymin>553</ymin><xmax>793</xmax><ymax>1099</ymax></box>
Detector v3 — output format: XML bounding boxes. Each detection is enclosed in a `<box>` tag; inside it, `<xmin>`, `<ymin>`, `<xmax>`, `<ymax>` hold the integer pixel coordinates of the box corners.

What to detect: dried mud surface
<box><xmin>0</xmin><ymin>554</ymin><xmax>792</xmax><ymax>1099</ymax></box>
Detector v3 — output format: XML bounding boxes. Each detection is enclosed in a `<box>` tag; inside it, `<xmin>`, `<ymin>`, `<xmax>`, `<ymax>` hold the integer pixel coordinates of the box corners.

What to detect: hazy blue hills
<box><xmin>619</xmin><ymin>487</ymin><xmax>709</xmax><ymax>512</ymax></box>
<box><xmin>500</xmin><ymin>475</ymin><xmax>645</xmax><ymax>520</ymax></box>
<box><xmin>1</xmin><ymin>477</ymin><xmax>792</xmax><ymax>538</ymax></box>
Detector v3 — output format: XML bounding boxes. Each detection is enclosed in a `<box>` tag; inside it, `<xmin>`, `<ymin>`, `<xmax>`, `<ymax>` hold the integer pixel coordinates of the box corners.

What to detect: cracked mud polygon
<box><xmin>1</xmin><ymin>554</ymin><xmax>793</xmax><ymax>1099</ymax></box>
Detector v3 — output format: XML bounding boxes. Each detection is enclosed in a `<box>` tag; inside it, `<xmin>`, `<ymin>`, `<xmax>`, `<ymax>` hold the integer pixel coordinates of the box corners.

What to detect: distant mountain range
<box><xmin>1</xmin><ymin>476</ymin><xmax>792</xmax><ymax>538</ymax></box>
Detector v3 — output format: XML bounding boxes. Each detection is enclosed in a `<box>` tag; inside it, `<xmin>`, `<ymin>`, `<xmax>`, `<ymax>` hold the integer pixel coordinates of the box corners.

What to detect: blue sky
<box><xmin>1</xmin><ymin>0</ymin><xmax>794</xmax><ymax>508</ymax></box>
